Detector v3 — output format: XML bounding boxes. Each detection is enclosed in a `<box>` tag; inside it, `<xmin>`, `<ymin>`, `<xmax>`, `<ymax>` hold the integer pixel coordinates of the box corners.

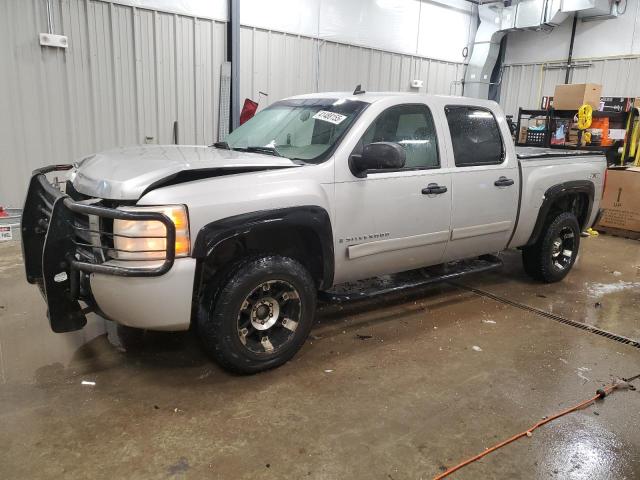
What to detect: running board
<box><xmin>319</xmin><ymin>255</ymin><xmax>503</xmax><ymax>303</ymax></box>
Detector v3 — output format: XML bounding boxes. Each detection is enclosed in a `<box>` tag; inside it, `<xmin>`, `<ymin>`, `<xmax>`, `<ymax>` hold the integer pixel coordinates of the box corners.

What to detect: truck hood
<box><xmin>71</xmin><ymin>145</ymin><xmax>300</xmax><ymax>200</ymax></box>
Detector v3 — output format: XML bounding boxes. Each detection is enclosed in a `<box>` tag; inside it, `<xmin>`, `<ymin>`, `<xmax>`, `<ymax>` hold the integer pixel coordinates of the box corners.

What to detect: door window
<box><xmin>359</xmin><ymin>104</ymin><xmax>439</xmax><ymax>169</ymax></box>
<box><xmin>445</xmin><ymin>106</ymin><xmax>504</xmax><ymax>167</ymax></box>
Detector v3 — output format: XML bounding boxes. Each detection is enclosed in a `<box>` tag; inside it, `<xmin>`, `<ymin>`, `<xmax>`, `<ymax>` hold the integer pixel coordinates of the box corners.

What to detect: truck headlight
<box><xmin>113</xmin><ymin>205</ymin><xmax>190</xmax><ymax>260</ymax></box>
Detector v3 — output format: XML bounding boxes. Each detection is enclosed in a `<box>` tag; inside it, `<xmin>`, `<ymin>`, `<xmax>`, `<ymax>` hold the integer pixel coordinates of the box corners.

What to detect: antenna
<box><xmin>353</xmin><ymin>84</ymin><xmax>365</xmax><ymax>95</ymax></box>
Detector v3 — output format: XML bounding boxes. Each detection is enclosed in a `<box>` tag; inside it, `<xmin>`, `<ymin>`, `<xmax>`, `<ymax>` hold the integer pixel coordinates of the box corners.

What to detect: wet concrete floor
<box><xmin>0</xmin><ymin>234</ymin><xmax>639</xmax><ymax>479</ymax></box>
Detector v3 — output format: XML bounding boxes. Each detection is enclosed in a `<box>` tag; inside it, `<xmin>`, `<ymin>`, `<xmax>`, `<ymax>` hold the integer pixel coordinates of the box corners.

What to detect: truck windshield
<box><xmin>222</xmin><ymin>98</ymin><xmax>368</xmax><ymax>163</ymax></box>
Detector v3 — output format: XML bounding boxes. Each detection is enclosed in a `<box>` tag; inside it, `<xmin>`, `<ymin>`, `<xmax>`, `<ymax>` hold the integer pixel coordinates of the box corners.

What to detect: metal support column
<box><xmin>227</xmin><ymin>0</ymin><xmax>240</xmax><ymax>132</ymax></box>
<box><xmin>565</xmin><ymin>14</ymin><xmax>578</xmax><ymax>84</ymax></box>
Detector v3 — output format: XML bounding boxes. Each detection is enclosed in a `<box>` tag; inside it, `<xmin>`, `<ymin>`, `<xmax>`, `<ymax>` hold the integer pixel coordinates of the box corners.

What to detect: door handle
<box><xmin>494</xmin><ymin>176</ymin><xmax>515</xmax><ymax>187</ymax></box>
<box><xmin>422</xmin><ymin>183</ymin><xmax>448</xmax><ymax>195</ymax></box>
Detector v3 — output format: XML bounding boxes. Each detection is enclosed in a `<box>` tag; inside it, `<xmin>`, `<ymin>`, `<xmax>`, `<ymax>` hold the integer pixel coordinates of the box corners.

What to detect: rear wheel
<box><xmin>197</xmin><ymin>255</ymin><xmax>316</xmax><ymax>374</ymax></box>
<box><xmin>522</xmin><ymin>211</ymin><xmax>580</xmax><ymax>283</ymax></box>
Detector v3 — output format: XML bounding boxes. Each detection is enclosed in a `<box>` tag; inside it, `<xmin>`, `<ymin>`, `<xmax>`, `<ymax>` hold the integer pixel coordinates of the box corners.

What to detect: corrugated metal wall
<box><xmin>0</xmin><ymin>0</ymin><xmax>465</xmax><ymax>207</ymax></box>
<box><xmin>0</xmin><ymin>0</ymin><xmax>227</xmax><ymax>207</ymax></box>
<box><xmin>239</xmin><ymin>26</ymin><xmax>465</xmax><ymax>108</ymax></box>
<box><xmin>500</xmin><ymin>56</ymin><xmax>640</xmax><ymax>116</ymax></box>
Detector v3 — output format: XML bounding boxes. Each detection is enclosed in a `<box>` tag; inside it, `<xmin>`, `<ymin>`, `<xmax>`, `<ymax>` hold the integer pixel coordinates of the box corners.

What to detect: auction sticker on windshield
<box><xmin>313</xmin><ymin>111</ymin><xmax>347</xmax><ymax>125</ymax></box>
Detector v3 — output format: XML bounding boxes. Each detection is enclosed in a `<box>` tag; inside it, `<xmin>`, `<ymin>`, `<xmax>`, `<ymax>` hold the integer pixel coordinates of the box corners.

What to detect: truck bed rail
<box><xmin>516</xmin><ymin>147</ymin><xmax>605</xmax><ymax>160</ymax></box>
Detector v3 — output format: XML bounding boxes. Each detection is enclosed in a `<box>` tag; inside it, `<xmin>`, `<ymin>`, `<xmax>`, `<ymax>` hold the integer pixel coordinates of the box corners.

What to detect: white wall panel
<box><xmin>240</xmin><ymin>0</ymin><xmax>475</xmax><ymax>63</ymax></box>
<box><xmin>499</xmin><ymin>56</ymin><xmax>640</xmax><ymax>116</ymax></box>
<box><xmin>113</xmin><ymin>0</ymin><xmax>477</xmax><ymax>63</ymax></box>
<box><xmin>112</xmin><ymin>0</ymin><xmax>227</xmax><ymax>21</ymax></box>
<box><xmin>1</xmin><ymin>0</ymin><xmax>465</xmax><ymax>207</ymax></box>
<box><xmin>0</xmin><ymin>0</ymin><xmax>226</xmax><ymax>207</ymax></box>
<box><xmin>135</xmin><ymin>9</ymin><xmax>158</xmax><ymax>144</ymax></box>
<box><xmin>570</xmin><ymin>57</ymin><xmax>640</xmax><ymax>96</ymax></box>
<box><xmin>501</xmin><ymin>0</ymin><xmax>640</xmax><ymax>115</ymax></box>
<box><xmin>319</xmin><ymin>0</ymin><xmax>421</xmax><ymax>58</ymax></box>
<box><xmin>175</xmin><ymin>15</ymin><xmax>196</xmax><ymax>145</ymax></box>
<box><xmin>240</xmin><ymin>0</ymin><xmax>320</xmax><ymax>38</ymax></box>
<box><xmin>239</xmin><ymin>27</ymin><xmax>465</xmax><ymax>110</ymax></box>
<box><xmin>416</xmin><ymin>0</ymin><xmax>476</xmax><ymax>62</ymax></box>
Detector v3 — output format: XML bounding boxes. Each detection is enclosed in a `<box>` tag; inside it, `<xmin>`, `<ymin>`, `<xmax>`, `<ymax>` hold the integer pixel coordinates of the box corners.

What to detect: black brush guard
<box><xmin>21</xmin><ymin>165</ymin><xmax>176</xmax><ymax>333</ymax></box>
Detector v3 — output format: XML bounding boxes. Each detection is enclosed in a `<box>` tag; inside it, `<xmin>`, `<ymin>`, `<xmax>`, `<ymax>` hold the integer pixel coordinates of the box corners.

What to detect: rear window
<box><xmin>444</xmin><ymin>106</ymin><xmax>504</xmax><ymax>167</ymax></box>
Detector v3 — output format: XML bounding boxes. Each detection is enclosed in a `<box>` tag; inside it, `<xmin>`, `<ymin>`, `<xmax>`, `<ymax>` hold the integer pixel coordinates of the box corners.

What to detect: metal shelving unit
<box><xmin>515</xmin><ymin>108</ymin><xmax>627</xmax><ymax>152</ymax></box>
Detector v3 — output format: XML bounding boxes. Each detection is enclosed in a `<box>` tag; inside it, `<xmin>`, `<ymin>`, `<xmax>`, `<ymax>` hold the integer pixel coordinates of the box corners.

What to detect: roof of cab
<box><xmin>284</xmin><ymin>91</ymin><xmax>499</xmax><ymax>109</ymax></box>
<box><xmin>286</xmin><ymin>91</ymin><xmax>411</xmax><ymax>103</ymax></box>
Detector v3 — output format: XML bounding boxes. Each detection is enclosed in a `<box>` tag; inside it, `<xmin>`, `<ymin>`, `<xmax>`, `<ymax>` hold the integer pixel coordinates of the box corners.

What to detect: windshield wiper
<box><xmin>215</xmin><ymin>142</ymin><xmax>284</xmax><ymax>157</ymax></box>
<box><xmin>242</xmin><ymin>146</ymin><xmax>283</xmax><ymax>157</ymax></box>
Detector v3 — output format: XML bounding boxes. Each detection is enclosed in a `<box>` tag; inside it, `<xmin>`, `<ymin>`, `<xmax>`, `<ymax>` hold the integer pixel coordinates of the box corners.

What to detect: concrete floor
<box><xmin>1</xmin><ymin>234</ymin><xmax>639</xmax><ymax>479</ymax></box>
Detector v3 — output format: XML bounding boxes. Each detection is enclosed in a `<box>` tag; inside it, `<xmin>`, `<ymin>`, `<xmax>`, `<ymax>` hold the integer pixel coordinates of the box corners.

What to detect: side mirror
<box><xmin>349</xmin><ymin>142</ymin><xmax>406</xmax><ymax>177</ymax></box>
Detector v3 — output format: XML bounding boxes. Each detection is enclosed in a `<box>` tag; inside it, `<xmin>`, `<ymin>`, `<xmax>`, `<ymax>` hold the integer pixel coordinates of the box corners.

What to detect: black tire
<box><xmin>197</xmin><ymin>255</ymin><xmax>316</xmax><ymax>374</ymax></box>
<box><xmin>522</xmin><ymin>211</ymin><xmax>580</xmax><ymax>283</ymax></box>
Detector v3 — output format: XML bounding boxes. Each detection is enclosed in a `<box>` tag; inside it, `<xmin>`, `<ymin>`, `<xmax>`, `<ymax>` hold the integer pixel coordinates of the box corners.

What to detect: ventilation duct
<box><xmin>463</xmin><ymin>0</ymin><xmax>619</xmax><ymax>99</ymax></box>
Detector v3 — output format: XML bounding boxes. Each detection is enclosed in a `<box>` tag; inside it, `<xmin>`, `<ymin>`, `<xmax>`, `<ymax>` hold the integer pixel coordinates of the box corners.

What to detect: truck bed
<box><xmin>516</xmin><ymin>146</ymin><xmax>605</xmax><ymax>160</ymax></box>
<box><xmin>508</xmin><ymin>146</ymin><xmax>607</xmax><ymax>249</ymax></box>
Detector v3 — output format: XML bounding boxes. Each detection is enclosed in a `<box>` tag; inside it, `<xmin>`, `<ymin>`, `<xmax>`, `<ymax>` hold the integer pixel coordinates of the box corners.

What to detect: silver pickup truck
<box><xmin>22</xmin><ymin>92</ymin><xmax>606</xmax><ymax>373</ymax></box>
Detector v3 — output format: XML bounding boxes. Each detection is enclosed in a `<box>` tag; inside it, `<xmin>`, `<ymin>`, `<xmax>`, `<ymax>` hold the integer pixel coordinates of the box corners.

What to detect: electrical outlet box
<box><xmin>410</xmin><ymin>79</ymin><xmax>423</xmax><ymax>89</ymax></box>
<box><xmin>39</xmin><ymin>33</ymin><xmax>68</xmax><ymax>49</ymax></box>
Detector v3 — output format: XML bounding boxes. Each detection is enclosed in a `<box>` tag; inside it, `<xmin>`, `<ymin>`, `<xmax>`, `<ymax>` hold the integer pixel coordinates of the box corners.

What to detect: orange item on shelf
<box><xmin>589</xmin><ymin>117</ymin><xmax>612</xmax><ymax>146</ymax></box>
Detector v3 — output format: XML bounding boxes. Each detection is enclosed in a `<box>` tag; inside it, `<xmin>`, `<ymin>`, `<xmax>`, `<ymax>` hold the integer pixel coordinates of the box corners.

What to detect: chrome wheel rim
<box><xmin>550</xmin><ymin>226</ymin><xmax>575</xmax><ymax>270</ymax></box>
<box><xmin>237</xmin><ymin>280</ymin><xmax>301</xmax><ymax>354</ymax></box>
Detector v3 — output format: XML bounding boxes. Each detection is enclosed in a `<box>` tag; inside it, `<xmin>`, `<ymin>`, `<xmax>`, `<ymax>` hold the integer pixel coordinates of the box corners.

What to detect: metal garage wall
<box><xmin>500</xmin><ymin>56</ymin><xmax>640</xmax><ymax>116</ymax></box>
<box><xmin>239</xmin><ymin>26</ymin><xmax>465</xmax><ymax>110</ymax></box>
<box><xmin>0</xmin><ymin>0</ymin><xmax>465</xmax><ymax>207</ymax></box>
<box><xmin>317</xmin><ymin>41</ymin><xmax>464</xmax><ymax>96</ymax></box>
<box><xmin>0</xmin><ymin>0</ymin><xmax>226</xmax><ymax>207</ymax></box>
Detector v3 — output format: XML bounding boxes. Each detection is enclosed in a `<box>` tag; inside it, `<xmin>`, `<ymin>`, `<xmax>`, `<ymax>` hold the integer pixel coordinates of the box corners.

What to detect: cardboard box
<box><xmin>542</xmin><ymin>95</ymin><xmax>637</xmax><ymax>112</ymax></box>
<box><xmin>553</xmin><ymin>83</ymin><xmax>602</xmax><ymax>110</ymax></box>
<box><xmin>518</xmin><ymin>126</ymin><xmax>528</xmax><ymax>144</ymax></box>
<box><xmin>597</xmin><ymin>168</ymin><xmax>640</xmax><ymax>233</ymax></box>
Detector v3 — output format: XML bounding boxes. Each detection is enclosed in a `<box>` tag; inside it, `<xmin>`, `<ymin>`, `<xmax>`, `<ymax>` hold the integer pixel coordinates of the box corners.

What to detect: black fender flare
<box><xmin>192</xmin><ymin>206</ymin><xmax>334</xmax><ymax>288</ymax></box>
<box><xmin>526</xmin><ymin>180</ymin><xmax>595</xmax><ymax>246</ymax></box>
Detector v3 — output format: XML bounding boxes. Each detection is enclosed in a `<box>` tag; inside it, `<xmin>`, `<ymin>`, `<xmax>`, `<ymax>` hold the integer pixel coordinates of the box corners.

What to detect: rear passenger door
<box><xmin>442</xmin><ymin>105</ymin><xmax>519</xmax><ymax>262</ymax></box>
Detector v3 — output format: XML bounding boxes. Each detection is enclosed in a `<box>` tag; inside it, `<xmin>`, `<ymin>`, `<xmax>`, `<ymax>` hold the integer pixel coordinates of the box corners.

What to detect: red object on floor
<box><xmin>240</xmin><ymin>98</ymin><xmax>258</xmax><ymax>125</ymax></box>
<box><xmin>0</xmin><ymin>206</ymin><xmax>8</xmax><ymax>218</ymax></box>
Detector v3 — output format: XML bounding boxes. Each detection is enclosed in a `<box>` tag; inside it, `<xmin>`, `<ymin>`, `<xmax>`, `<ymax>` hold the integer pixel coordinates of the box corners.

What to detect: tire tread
<box><xmin>197</xmin><ymin>255</ymin><xmax>316</xmax><ymax>374</ymax></box>
<box><xmin>522</xmin><ymin>211</ymin><xmax>580</xmax><ymax>283</ymax></box>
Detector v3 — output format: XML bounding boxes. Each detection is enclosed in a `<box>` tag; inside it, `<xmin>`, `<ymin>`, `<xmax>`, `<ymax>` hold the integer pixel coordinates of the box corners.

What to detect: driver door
<box><xmin>333</xmin><ymin>103</ymin><xmax>452</xmax><ymax>284</ymax></box>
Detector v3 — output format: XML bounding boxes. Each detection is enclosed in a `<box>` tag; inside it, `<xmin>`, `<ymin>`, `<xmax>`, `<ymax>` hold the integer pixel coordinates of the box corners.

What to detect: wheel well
<box><xmin>196</xmin><ymin>224</ymin><xmax>328</xmax><ymax>299</ymax></box>
<box><xmin>526</xmin><ymin>186</ymin><xmax>593</xmax><ymax>248</ymax></box>
<box><xmin>546</xmin><ymin>192</ymin><xmax>589</xmax><ymax>229</ymax></box>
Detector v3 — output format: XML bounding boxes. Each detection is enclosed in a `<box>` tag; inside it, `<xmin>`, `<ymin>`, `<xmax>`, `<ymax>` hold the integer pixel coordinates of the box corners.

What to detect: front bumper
<box><xmin>90</xmin><ymin>258</ymin><xmax>195</xmax><ymax>331</ymax></box>
<box><xmin>21</xmin><ymin>165</ymin><xmax>178</xmax><ymax>332</ymax></box>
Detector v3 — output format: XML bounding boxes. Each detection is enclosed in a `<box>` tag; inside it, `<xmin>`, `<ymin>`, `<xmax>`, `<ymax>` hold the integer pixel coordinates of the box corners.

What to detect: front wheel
<box><xmin>522</xmin><ymin>211</ymin><xmax>580</xmax><ymax>283</ymax></box>
<box><xmin>197</xmin><ymin>255</ymin><xmax>317</xmax><ymax>374</ymax></box>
